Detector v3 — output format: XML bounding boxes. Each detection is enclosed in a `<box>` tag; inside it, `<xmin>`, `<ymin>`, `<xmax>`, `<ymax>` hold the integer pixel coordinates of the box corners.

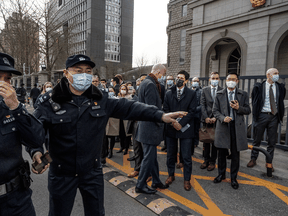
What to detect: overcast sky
<box><xmin>132</xmin><ymin>0</ymin><xmax>169</xmax><ymax>67</ymax></box>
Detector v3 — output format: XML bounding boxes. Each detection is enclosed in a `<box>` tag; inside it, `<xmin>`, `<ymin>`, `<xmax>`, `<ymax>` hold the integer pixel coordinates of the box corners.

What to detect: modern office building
<box><xmin>50</xmin><ymin>0</ymin><xmax>134</xmax><ymax>79</ymax></box>
<box><xmin>167</xmin><ymin>0</ymin><xmax>288</xmax><ymax>78</ymax></box>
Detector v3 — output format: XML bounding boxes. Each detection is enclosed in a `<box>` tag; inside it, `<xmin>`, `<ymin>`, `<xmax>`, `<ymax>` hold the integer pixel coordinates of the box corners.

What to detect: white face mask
<box><xmin>46</xmin><ymin>87</ymin><xmax>52</xmax><ymax>92</ymax></box>
<box><xmin>120</xmin><ymin>90</ymin><xmax>126</xmax><ymax>95</ymax></box>
<box><xmin>226</xmin><ymin>81</ymin><xmax>237</xmax><ymax>88</ymax></box>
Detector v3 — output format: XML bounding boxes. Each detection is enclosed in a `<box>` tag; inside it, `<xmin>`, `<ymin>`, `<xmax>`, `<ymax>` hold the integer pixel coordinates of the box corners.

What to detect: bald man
<box><xmin>135</xmin><ymin>64</ymin><xmax>170</xmax><ymax>194</ymax></box>
<box><xmin>247</xmin><ymin>68</ymin><xmax>286</xmax><ymax>171</ymax></box>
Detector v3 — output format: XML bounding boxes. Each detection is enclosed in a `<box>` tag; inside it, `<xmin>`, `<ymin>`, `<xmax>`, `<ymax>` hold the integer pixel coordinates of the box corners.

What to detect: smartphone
<box><xmin>32</xmin><ymin>152</ymin><xmax>52</xmax><ymax>173</ymax></box>
<box><xmin>231</xmin><ymin>100</ymin><xmax>236</xmax><ymax>104</ymax></box>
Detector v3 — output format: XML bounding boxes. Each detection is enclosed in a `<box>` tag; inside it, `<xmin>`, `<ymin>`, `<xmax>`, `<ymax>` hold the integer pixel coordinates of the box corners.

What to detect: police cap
<box><xmin>0</xmin><ymin>52</ymin><xmax>22</xmax><ymax>75</ymax></box>
<box><xmin>66</xmin><ymin>54</ymin><xmax>95</xmax><ymax>69</ymax></box>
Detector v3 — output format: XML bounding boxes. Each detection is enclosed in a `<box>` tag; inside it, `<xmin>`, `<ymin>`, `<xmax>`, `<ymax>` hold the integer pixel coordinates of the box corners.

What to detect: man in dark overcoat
<box><xmin>135</xmin><ymin>64</ymin><xmax>175</xmax><ymax>194</ymax></box>
<box><xmin>247</xmin><ymin>68</ymin><xmax>286</xmax><ymax>171</ymax></box>
<box><xmin>212</xmin><ymin>73</ymin><xmax>251</xmax><ymax>189</ymax></box>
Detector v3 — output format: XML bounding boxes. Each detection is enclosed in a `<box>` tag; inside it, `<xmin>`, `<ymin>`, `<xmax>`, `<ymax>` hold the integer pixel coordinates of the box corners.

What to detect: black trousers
<box><xmin>217</xmin><ymin>121</ymin><xmax>239</xmax><ymax>180</ymax></box>
<box><xmin>48</xmin><ymin>168</ymin><xmax>104</xmax><ymax>216</ymax></box>
<box><xmin>0</xmin><ymin>188</ymin><xmax>35</xmax><ymax>216</ymax></box>
<box><xmin>132</xmin><ymin>122</ymin><xmax>143</xmax><ymax>171</ymax></box>
<box><xmin>119</xmin><ymin>120</ymin><xmax>130</xmax><ymax>151</ymax></box>
<box><xmin>203</xmin><ymin>142</ymin><xmax>217</xmax><ymax>165</ymax></box>
<box><xmin>251</xmin><ymin>112</ymin><xmax>278</xmax><ymax>162</ymax></box>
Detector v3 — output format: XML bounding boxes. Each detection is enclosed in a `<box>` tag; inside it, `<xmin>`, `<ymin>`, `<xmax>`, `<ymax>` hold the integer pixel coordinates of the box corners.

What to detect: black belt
<box><xmin>262</xmin><ymin>112</ymin><xmax>274</xmax><ymax>115</ymax></box>
<box><xmin>0</xmin><ymin>176</ymin><xmax>21</xmax><ymax>197</ymax></box>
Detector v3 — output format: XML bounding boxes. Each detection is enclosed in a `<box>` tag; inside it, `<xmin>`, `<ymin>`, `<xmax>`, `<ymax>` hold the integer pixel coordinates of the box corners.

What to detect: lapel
<box><xmin>235</xmin><ymin>88</ymin><xmax>242</xmax><ymax>104</ymax></box>
<box><xmin>219</xmin><ymin>88</ymin><xmax>229</xmax><ymax>117</ymax></box>
<box><xmin>207</xmin><ymin>86</ymin><xmax>213</xmax><ymax>102</ymax></box>
<box><xmin>179</xmin><ymin>86</ymin><xmax>186</xmax><ymax>101</ymax></box>
<box><xmin>276</xmin><ymin>82</ymin><xmax>279</xmax><ymax>105</ymax></box>
<box><xmin>262</xmin><ymin>82</ymin><xmax>266</xmax><ymax>101</ymax></box>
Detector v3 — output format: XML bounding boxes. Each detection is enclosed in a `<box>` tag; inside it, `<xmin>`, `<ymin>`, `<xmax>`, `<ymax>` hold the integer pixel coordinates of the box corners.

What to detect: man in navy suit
<box><xmin>135</xmin><ymin>64</ymin><xmax>176</xmax><ymax>194</ymax></box>
<box><xmin>163</xmin><ymin>70</ymin><xmax>197</xmax><ymax>191</ymax></box>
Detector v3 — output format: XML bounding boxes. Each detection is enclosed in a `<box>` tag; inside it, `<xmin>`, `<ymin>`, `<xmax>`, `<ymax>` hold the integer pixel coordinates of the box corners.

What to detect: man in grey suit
<box><xmin>135</xmin><ymin>64</ymin><xmax>177</xmax><ymax>194</ymax></box>
<box><xmin>200</xmin><ymin>72</ymin><xmax>223</xmax><ymax>171</ymax></box>
<box><xmin>212</xmin><ymin>73</ymin><xmax>251</xmax><ymax>189</ymax></box>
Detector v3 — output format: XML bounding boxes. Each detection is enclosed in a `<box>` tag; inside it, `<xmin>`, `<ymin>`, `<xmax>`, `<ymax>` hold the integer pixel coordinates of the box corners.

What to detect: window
<box><xmin>59</xmin><ymin>0</ymin><xmax>63</xmax><ymax>7</ymax></box>
<box><xmin>179</xmin><ymin>29</ymin><xmax>186</xmax><ymax>63</ymax></box>
<box><xmin>182</xmin><ymin>4</ymin><xmax>187</xmax><ymax>17</ymax></box>
<box><xmin>168</xmin><ymin>34</ymin><xmax>171</xmax><ymax>44</ymax></box>
<box><xmin>169</xmin><ymin>11</ymin><xmax>172</xmax><ymax>22</ymax></box>
<box><xmin>168</xmin><ymin>56</ymin><xmax>170</xmax><ymax>67</ymax></box>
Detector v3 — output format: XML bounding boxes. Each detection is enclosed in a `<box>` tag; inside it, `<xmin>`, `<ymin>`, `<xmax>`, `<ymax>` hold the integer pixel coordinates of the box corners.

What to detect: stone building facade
<box><xmin>167</xmin><ymin>0</ymin><xmax>288</xmax><ymax>78</ymax></box>
<box><xmin>167</xmin><ymin>0</ymin><xmax>193</xmax><ymax>76</ymax></box>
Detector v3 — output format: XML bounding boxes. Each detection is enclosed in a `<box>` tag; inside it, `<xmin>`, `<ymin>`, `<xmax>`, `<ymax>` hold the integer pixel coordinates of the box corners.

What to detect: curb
<box><xmin>103</xmin><ymin>166</ymin><xmax>194</xmax><ymax>216</ymax></box>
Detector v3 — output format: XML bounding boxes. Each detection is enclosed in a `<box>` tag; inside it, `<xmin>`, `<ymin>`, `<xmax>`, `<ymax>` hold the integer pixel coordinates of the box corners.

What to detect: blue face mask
<box><xmin>158</xmin><ymin>76</ymin><xmax>166</xmax><ymax>84</ymax></box>
<box><xmin>167</xmin><ymin>80</ymin><xmax>174</xmax><ymax>86</ymax></box>
<box><xmin>108</xmin><ymin>92</ymin><xmax>115</xmax><ymax>98</ymax></box>
<box><xmin>68</xmin><ymin>72</ymin><xmax>92</xmax><ymax>92</ymax></box>
<box><xmin>211</xmin><ymin>80</ymin><xmax>219</xmax><ymax>87</ymax></box>
<box><xmin>192</xmin><ymin>82</ymin><xmax>199</xmax><ymax>87</ymax></box>
<box><xmin>272</xmin><ymin>75</ymin><xmax>279</xmax><ymax>82</ymax></box>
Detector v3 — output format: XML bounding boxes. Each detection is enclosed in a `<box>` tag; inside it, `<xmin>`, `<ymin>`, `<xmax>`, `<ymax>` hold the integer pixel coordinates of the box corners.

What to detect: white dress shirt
<box><xmin>261</xmin><ymin>81</ymin><xmax>277</xmax><ymax>112</ymax></box>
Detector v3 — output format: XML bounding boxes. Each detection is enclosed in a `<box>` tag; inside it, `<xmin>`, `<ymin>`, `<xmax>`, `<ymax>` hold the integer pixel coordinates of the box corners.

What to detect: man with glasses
<box><xmin>30</xmin><ymin>54</ymin><xmax>186</xmax><ymax>215</ymax></box>
<box><xmin>212</xmin><ymin>73</ymin><xmax>251</xmax><ymax>189</ymax></box>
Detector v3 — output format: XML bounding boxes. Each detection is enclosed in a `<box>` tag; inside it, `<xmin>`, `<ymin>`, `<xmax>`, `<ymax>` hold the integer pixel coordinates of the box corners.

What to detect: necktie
<box><xmin>269</xmin><ymin>85</ymin><xmax>277</xmax><ymax>115</ymax></box>
<box><xmin>177</xmin><ymin>90</ymin><xmax>181</xmax><ymax>100</ymax></box>
<box><xmin>229</xmin><ymin>91</ymin><xmax>234</xmax><ymax>120</ymax></box>
<box><xmin>212</xmin><ymin>88</ymin><xmax>216</xmax><ymax>101</ymax></box>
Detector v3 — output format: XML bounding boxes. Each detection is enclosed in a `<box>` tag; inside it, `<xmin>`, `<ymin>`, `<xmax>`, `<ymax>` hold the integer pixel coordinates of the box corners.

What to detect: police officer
<box><xmin>30</xmin><ymin>54</ymin><xmax>186</xmax><ymax>216</ymax></box>
<box><xmin>0</xmin><ymin>52</ymin><xmax>44</xmax><ymax>216</ymax></box>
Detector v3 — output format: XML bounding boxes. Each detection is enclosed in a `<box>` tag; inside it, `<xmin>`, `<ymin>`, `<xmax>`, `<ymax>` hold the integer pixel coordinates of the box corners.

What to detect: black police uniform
<box><xmin>0</xmin><ymin>101</ymin><xmax>44</xmax><ymax>216</ymax></box>
<box><xmin>0</xmin><ymin>52</ymin><xmax>45</xmax><ymax>216</ymax></box>
<box><xmin>30</xmin><ymin>77</ymin><xmax>164</xmax><ymax>216</ymax></box>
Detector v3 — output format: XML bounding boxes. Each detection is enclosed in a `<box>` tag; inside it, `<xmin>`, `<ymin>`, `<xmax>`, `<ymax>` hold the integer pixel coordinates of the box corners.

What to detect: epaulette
<box><xmin>38</xmin><ymin>91</ymin><xmax>52</xmax><ymax>104</ymax></box>
<box><xmin>39</xmin><ymin>91</ymin><xmax>61</xmax><ymax>112</ymax></box>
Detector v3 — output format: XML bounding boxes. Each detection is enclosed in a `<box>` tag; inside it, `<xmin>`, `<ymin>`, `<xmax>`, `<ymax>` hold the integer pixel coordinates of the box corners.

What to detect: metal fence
<box><xmin>194</xmin><ymin>75</ymin><xmax>288</xmax><ymax>151</ymax></box>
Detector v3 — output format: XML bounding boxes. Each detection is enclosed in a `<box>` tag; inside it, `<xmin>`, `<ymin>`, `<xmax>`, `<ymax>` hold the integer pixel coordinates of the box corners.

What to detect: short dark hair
<box><xmin>227</xmin><ymin>72</ymin><xmax>239</xmax><ymax>79</ymax></box>
<box><xmin>100</xmin><ymin>78</ymin><xmax>106</xmax><ymax>82</ymax></box>
<box><xmin>140</xmin><ymin>74</ymin><xmax>147</xmax><ymax>78</ymax></box>
<box><xmin>115</xmin><ymin>74</ymin><xmax>123</xmax><ymax>80</ymax></box>
<box><xmin>210</xmin><ymin>71</ymin><xmax>219</xmax><ymax>77</ymax></box>
<box><xmin>126</xmin><ymin>81</ymin><xmax>132</xmax><ymax>86</ymax></box>
<box><xmin>177</xmin><ymin>70</ymin><xmax>189</xmax><ymax>80</ymax></box>
<box><xmin>112</xmin><ymin>76</ymin><xmax>120</xmax><ymax>84</ymax></box>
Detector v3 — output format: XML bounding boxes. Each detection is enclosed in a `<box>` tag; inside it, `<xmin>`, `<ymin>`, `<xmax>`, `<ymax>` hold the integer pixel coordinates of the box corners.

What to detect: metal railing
<box><xmin>194</xmin><ymin>75</ymin><xmax>288</xmax><ymax>151</ymax></box>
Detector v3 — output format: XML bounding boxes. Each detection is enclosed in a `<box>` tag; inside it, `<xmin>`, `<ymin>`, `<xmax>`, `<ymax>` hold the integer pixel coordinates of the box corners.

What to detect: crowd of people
<box><xmin>0</xmin><ymin>51</ymin><xmax>286</xmax><ymax>216</ymax></box>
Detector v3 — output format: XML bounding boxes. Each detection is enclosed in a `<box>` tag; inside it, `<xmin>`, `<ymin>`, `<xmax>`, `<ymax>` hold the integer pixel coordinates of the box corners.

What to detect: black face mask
<box><xmin>176</xmin><ymin>79</ymin><xmax>184</xmax><ymax>88</ymax></box>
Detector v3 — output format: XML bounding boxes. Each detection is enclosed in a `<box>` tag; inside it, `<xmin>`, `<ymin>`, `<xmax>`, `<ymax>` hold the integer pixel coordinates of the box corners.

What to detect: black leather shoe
<box><xmin>123</xmin><ymin>149</ymin><xmax>128</xmax><ymax>155</ymax></box>
<box><xmin>151</xmin><ymin>182</ymin><xmax>169</xmax><ymax>189</ymax></box>
<box><xmin>116</xmin><ymin>148</ymin><xmax>123</xmax><ymax>153</ymax></box>
<box><xmin>127</xmin><ymin>156</ymin><xmax>136</xmax><ymax>161</ymax></box>
<box><xmin>108</xmin><ymin>150</ymin><xmax>113</xmax><ymax>159</ymax></box>
<box><xmin>231</xmin><ymin>179</ymin><xmax>239</xmax><ymax>189</ymax></box>
<box><xmin>213</xmin><ymin>174</ymin><xmax>226</xmax><ymax>183</ymax></box>
<box><xmin>161</xmin><ymin>146</ymin><xmax>167</xmax><ymax>151</ymax></box>
<box><xmin>135</xmin><ymin>186</ymin><xmax>157</xmax><ymax>194</ymax></box>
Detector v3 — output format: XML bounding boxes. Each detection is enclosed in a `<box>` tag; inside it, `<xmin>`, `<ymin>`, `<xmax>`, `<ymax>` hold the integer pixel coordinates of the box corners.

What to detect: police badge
<box><xmin>250</xmin><ymin>0</ymin><xmax>266</xmax><ymax>8</ymax></box>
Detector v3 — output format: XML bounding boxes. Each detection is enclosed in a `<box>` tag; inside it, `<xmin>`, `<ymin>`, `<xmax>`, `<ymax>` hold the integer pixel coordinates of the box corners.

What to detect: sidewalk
<box><xmin>194</xmin><ymin>142</ymin><xmax>288</xmax><ymax>180</ymax></box>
